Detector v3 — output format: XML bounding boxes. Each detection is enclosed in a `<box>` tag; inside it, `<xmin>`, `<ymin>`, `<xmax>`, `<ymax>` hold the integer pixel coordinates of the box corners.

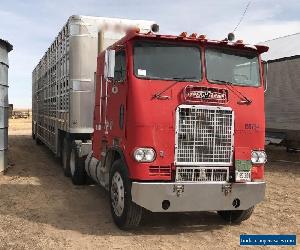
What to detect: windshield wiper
<box><xmin>152</xmin><ymin>77</ymin><xmax>197</xmax><ymax>100</ymax></box>
<box><xmin>210</xmin><ymin>79</ymin><xmax>252</xmax><ymax>105</ymax></box>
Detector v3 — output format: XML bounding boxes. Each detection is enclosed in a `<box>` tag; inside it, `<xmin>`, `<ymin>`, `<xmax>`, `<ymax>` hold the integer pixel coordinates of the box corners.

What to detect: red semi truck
<box><xmin>33</xmin><ymin>16</ymin><xmax>268</xmax><ymax>229</ymax></box>
<box><xmin>66</xmin><ymin>28</ymin><xmax>269</xmax><ymax>229</ymax></box>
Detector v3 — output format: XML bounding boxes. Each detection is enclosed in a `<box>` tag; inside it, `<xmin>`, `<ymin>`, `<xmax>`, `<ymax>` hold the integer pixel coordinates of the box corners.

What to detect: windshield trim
<box><xmin>132</xmin><ymin>40</ymin><xmax>203</xmax><ymax>82</ymax></box>
<box><xmin>205</xmin><ymin>46</ymin><xmax>262</xmax><ymax>88</ymax></box>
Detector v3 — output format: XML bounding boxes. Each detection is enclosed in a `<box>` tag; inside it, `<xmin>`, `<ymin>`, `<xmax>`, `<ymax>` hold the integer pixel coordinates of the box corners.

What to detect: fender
<box><xmin>105</xmin><ymin>146</ymin><xmax>130</xmax><ymax>175</ymax></box>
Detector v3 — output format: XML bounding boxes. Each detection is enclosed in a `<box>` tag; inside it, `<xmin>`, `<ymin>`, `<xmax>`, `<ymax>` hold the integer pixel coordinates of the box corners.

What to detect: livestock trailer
<box><xmin>32</xmin><ymin>15</ymin><xmax>157</xmax><ymax>175</ymax></box>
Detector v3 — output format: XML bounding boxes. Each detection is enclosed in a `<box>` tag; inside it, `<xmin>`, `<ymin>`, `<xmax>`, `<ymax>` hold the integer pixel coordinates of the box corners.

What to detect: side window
<box><xmin>114</xmin><ymin>50</ymin><xmax>126</xmax><ymax>82</ymax></box>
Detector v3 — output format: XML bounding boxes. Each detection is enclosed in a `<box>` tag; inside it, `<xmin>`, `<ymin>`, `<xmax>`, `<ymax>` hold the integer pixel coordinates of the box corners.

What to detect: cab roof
<box><xmin>115</xmin><ymin>31</ymin><xmax>269</xmax><ymax>54</ymax></box>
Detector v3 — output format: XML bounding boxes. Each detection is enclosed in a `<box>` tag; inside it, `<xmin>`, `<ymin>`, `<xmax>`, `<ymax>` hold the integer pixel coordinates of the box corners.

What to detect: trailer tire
<box><xmin>62</xmin><ymin>138</ymin><xmax>71</xmax><ymax>177</ymax></box>
<box><xmin>217</xmin><ymin>206</ymin><xmax>255</xmax><ymax>223</ymax></box>
<box><xmin>109</xmin><ymin>160</ymin><xmax>143</xmax><ymax>229</ymax></box>
<box><xmin>70</xmin><ymin>142</ymin><xmax>86</xmax><ymax>185</ymax></box>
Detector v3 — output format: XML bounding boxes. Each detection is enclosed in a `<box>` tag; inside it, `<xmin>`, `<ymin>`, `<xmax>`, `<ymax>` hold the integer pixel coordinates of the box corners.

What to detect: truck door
<box><xmin>93</xmin><ymin>49</ymin><xmax>127</xmax><ymax>160</ymax></box>
<box><xmin>103</xmin><ymin>49</ymin><xmax>128</xmax><ymax>150</ymax></box>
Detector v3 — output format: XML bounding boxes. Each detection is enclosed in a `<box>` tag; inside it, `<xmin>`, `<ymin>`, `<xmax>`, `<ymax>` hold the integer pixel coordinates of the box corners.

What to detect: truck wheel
<box><xmin>32</xmin><ymin>122</ymin><xmax>36</xmax><ymax>140</ymax></box>
<box><xmin>217</xmin><ymin>206</ymin><xmax>255</xmax><ymax>223</ymax></box>
<box><xmin>62</xmin><ymin>138</ymin><xmax>71</xmax><ymax>177</ymax></box>
<box><xmin>70</xmin><ymin>142</ymin><xmax>86</xmax><ymax>185</ymax></box>
<box><xmin>35</xmin><ymin>136</ymin><xmax>43</xmax><ymax>145</ymax></box>
<box><xmin>109</xmin><ymin>160</ymin><xmax>143</xmax><ymax>229</ymax></box>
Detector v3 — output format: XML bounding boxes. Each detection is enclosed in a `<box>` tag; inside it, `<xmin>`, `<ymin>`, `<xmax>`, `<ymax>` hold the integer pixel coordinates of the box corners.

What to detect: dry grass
<box><xmin>0</xmin><ymin>119</ymin><xmax>299</xmax><ymax>249</ymax></box>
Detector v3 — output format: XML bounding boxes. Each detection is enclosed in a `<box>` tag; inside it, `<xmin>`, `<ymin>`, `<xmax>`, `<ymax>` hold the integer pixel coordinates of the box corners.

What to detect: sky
<box><xmin>0</xmin><ymin>0</ymin><xmax>300</xmax><ymax>108</ymax></box>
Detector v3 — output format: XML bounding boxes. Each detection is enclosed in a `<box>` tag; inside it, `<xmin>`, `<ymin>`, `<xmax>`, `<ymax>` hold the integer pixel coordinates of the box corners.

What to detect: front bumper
<box><xmin>131</xmin><ymin>181</ymin><xmax>265</xmax><ymax>212</ymax></box>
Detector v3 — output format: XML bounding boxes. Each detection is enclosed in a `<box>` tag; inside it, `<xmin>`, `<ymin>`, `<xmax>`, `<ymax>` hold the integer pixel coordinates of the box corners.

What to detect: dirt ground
<box><xmin>0</xmin><ymin>118</ymin><xmax>299</xmax><ymax>249</ymax></box>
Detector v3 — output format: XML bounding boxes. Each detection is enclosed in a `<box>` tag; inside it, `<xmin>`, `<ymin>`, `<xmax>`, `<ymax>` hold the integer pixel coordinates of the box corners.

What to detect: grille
<box><xmin>176</xmin><ymin>167</ymin><xmax>229</xmax><ymax>182</ymax></box>
<box><xmin>175</xmin><ymin>105</ymin><xmax>234</xmax><ymax>166</ymax></box>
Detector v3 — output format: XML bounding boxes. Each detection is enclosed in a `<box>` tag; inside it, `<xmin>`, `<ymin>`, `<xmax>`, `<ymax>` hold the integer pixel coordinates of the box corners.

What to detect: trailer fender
<box><xmin>73</xmin><ymin>140</ymin><xmax>92</xmax><ymax>158</ymax></box>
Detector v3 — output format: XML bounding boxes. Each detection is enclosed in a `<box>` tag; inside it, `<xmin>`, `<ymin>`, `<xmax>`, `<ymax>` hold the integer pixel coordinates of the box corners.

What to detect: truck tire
<box><xmin>70</xmin><ymin>142</ymin><xmax>86</xmax><ymax>185</ymax></box>
<box><xmin>32</xmin><ymin>122</ymin><xmax>36</xmax><ymax>140</ymax></box>
<box><xmin>109</xmin><ymin>160</ymin><xmax>143</xmax><ymax>229</ymax></box>
<box><xmin>217</xmin><ymin>206</ymin><xmax>255</xmax><ymax>223</ymax></box>
<box><xmin>35</xmin><ymin>136</ymin><xmax>43</xmax><ymax>145</ymax></box>
<box><xmin>62</xmin><ymin>137</ymin><xmax>71</xmax><ymax>177</ymax></box>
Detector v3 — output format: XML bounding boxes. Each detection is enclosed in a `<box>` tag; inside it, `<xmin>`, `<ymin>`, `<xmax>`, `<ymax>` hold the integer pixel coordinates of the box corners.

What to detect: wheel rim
<box><xmin>111</xmin><ymin>172</ymin><xmax>125</xmax><ymax>217</ymax></box>
<box><xmin>70</xmin><ymin>149</ymin><xmax>76</xmax><ymax>176</ymax></box>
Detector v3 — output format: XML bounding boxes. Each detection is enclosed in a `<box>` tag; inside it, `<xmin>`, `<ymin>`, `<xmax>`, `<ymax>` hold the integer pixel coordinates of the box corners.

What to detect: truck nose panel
<box><xmin>131</xmin><ymin>182</ymin><xmax>265</xmax><ymax>212</ymax></box>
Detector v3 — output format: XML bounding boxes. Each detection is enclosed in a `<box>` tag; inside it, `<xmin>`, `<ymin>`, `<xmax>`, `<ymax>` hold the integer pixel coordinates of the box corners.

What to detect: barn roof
<box><xmin>260</xmin><ymin>32</ymin><xmax>300</xmax><ymax>61</ymax></box>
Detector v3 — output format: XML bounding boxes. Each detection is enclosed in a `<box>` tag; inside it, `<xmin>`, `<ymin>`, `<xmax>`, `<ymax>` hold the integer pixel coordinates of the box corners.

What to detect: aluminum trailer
<box><xmin>32</xmin><ymin>15</ymin><xmax>157</xmax><ymax>175</ymax></box>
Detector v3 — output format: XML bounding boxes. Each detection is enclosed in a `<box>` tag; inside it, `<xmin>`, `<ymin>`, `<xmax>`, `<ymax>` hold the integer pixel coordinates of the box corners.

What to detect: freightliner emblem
<box><xmin>183</xmin><ymin>85</ymin><xmax>228</xmax><ymax>104</ymax></box>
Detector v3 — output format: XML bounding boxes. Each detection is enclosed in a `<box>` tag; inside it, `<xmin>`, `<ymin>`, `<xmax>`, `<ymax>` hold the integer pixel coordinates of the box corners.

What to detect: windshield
<box><xmin>133</xmin><ymin>41</ymin><xmax>201</xmax><ymax>81</ymax></box>
<box><xmin>206</xmin><ymin>48</ymin><xmax>260</xmax><ymax>86</ymax></box>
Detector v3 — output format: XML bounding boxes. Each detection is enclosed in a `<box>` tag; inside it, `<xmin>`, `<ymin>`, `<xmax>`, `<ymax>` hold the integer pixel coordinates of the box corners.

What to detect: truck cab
<box><xmin>70</xmin><ymin>30</ymin><xmax>269</xmax><ymax>229</ymax></box>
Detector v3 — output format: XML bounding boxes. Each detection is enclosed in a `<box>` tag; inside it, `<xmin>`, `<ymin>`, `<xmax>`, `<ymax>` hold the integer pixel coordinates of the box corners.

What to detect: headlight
<box><xmin>133</xmin><ymin>148</ymin><xmax>156</xmax><ymax>162</ymax></box>
<box><xmin>251</xmin><ymin>151</ymin><xmax>267</xmax><ymax>164</ymax></box>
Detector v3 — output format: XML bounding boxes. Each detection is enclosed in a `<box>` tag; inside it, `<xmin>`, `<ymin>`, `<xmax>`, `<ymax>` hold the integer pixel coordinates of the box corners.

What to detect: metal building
<box><xmin>261</xmin><ymin>33</ymin><xmax>300</xmax><ymax>148</ymax></box>
<box><xmin>0</xmin><ymin>39</ymin><xmax>13</xmax><ymax>173</ymax></box>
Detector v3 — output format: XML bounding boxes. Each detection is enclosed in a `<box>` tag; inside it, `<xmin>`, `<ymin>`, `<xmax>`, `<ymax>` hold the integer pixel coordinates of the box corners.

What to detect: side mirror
<box><xmin>104</xmin><ymin>49</ymin><xmax>115</xmax><ymax>80</ymax></box>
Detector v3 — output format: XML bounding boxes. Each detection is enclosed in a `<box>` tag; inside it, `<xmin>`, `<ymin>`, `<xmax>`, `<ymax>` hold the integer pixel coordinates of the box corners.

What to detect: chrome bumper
<box><xmin>131</xmin><ymin>182</ymin><xmax>265</xmax><ymax>212</ymax></box>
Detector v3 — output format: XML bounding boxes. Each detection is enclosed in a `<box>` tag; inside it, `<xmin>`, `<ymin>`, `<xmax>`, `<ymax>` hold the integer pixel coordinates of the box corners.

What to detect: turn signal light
<box><xmin>251</xmin><ymin>165</ymin><xmax>264</xmax><ymax>181</ymax></box>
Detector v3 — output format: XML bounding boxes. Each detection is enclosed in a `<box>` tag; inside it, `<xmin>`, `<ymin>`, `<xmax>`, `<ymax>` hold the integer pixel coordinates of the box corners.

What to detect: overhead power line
<box><xmin>233</xmin><ymin>0</ymin><xmax>252</xmax><ymax>32</ymax></box>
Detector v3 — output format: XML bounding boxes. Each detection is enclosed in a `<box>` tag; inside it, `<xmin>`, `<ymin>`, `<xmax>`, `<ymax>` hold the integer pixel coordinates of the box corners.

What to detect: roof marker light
<box><xmin>198</xmin><ymin>34</ymin><xmax>206</xmax><ymax>40</ymax></box>
<box><xmin>179</xmin><ymin>32</ymin><xmax>187</xmax><ymax>37</ymax></box>
<box><xmin>126</xmin><ymin>27</ymin><xmax>140</xmax><ymax>35</ymax></box>
<box><xmin>189</xmin><ymin>33</ymin><xmax>197</xmax><ymax>38</ymax></box>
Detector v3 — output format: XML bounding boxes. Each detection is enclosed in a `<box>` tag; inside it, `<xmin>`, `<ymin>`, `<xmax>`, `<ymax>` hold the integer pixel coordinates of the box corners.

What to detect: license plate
<box><xmin>235</xmin><ymin>170</ymin><xmax>251</xmax><ymax>182</ymax></box>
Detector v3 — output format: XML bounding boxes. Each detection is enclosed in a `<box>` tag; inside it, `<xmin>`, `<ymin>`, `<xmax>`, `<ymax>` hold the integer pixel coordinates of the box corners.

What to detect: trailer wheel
<box><xmin>70</xmin><ymin>142</ymin><xmax>86</xmax><ymax>185</ymax></box>
<box><xmin>109</xmin><ymin>160</ymin><xmax>143</xmax><ymax>229</ymax></box>
<box><xmin>217</xmin><ymin>206</ymin><xmax>255</xmax><ymax>223</ymax></box>
<box><xmin>62</xmin><ymin>138</ymin><xmax>71</xmax><ymax>177</ymax></box>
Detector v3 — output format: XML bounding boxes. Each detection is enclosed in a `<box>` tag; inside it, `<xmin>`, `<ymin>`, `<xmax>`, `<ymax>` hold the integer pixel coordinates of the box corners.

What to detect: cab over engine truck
<box><xmin>33</xmin><ymin>16</ymin><xmax>269</xmax><ymax>229</ymax></box>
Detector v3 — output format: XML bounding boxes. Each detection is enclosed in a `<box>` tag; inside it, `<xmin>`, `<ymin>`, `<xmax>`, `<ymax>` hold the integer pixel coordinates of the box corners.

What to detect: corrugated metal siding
<box><xmin>265</xmin><ymin>57</ymin><xmax>300</xmax><ymax>131</ymax></box>
<box><xmin>0</xmin><ymin>39</ymin><xmax>12</xmax><ymax>173</ymax></box>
